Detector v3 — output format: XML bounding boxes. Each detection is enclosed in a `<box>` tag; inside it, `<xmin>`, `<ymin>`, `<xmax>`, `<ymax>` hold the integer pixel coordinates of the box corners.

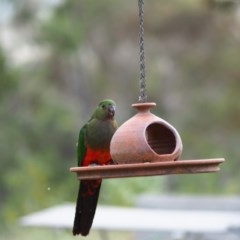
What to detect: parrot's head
<box><xmin>94</xmin><ymin>99</ymin><xmax>116</xmax><ymax>120</ymax></box>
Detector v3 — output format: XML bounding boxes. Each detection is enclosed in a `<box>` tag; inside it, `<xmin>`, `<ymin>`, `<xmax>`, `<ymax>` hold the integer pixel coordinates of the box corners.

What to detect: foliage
<box><xmin>0</xmin><ymin>72</ymin><xmax>77</xmax><ymax>224</ymax></box>
<box><xmin>0</xmin><ymin>48</ymin><xmax>17</xmax><ymax>98</ymax></box>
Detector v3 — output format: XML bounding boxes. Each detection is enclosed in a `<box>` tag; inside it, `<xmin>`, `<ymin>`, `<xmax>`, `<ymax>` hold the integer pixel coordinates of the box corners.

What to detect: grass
<box><xmin>0</xmin><ymin>226</ymin><xmax>134</xmax><ymax>240</ymax></box>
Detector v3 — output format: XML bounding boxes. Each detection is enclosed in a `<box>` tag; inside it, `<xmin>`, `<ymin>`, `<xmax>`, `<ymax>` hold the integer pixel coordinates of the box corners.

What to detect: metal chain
<box><xmin>138</xmin><ymin>0</ymin><xmax>147</xmax><ymax>103</ymax></box>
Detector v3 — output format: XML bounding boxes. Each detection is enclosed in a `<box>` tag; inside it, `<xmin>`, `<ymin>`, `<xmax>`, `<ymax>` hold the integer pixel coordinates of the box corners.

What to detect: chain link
<box><xmin>138</xmin><ymin>0</ymin><xmax>147</xmax><ymax>103</ymax></box>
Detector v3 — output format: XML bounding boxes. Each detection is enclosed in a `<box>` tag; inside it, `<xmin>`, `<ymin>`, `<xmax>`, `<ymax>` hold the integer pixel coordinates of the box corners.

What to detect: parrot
<box><xmin>73</xmin><ymin>99</ymin><xmax>118</xmax><ymax>236</ymax></box>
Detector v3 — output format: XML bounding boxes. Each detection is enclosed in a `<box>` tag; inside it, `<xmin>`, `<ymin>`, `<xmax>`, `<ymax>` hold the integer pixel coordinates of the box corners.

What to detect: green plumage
<box><xmin>77</xmin><ymin>124</ymin><xmax>87</xmax><ymax>166</ymax></box>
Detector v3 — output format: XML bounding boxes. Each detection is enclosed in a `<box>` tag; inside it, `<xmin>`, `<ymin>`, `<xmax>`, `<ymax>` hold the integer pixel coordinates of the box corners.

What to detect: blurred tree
<box><xmin>0</xmin><ymin>47</ymin><xmax>19</xmax><ymax>227</ymax></box>
<box><xmin>0</xmin><ymin>47</ymin><xmax>17</xmax><ymax>98</ymax></box>
<box><xmin>1</xmin><ymin>1</ymin><xmax>240</xmax><ymax>235</ymax></box>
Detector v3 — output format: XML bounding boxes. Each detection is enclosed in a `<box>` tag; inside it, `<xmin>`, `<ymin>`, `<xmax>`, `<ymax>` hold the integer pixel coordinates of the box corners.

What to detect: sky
<box><xmin>0</xmin><ymin>0</ymin><xmax>62</xmax><ymax>65</ymax></box>
<box><xmin>0</xmin><ymin>0</ymin><xmax>62</xmax><ymax>23</ymax></box>
<box><xmin>0</xmin><ymin>0</ymin><xmax>13</xmax><ymax>23</ymax></box>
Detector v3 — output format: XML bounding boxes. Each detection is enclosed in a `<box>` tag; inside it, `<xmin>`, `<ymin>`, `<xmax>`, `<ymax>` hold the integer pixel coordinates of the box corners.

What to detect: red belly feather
<box><xmin>83</xmin><ymin>148</ymin><xmax>112</xmax><ymax>166</ymax></box>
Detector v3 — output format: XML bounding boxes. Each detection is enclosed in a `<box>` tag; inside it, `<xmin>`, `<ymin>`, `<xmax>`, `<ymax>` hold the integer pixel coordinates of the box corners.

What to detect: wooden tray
<box><xmin>70</xmin><ymin>158</ymin><xmax>225</xmax><ymax>180</ymax></box>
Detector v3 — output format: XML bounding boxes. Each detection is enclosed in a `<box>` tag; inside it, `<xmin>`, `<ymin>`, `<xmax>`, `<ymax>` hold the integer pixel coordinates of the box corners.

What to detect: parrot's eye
<box><xmin>101</xmin><ymin>104</ymin><xmax>106</xmax><ymax>109</ymax></box>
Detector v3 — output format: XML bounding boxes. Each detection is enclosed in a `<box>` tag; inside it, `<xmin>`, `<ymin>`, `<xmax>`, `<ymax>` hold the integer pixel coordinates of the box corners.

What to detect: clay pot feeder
<box><xmin>110</xmin><ymin>102</ymin><xmax>182</xmax><ymax>164</ymax></box>
<box><xmin>70</xmin><ymin>103</ymin><xmax>224</xmax><ymax>180</ymax></box>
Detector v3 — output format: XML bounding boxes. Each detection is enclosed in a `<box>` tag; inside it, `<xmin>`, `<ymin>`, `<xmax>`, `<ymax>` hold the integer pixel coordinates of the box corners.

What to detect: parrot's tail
<box><xmin>73</xmin><ymin>179</ymin><xmax>102</xmax><ymax>236</ymax></box>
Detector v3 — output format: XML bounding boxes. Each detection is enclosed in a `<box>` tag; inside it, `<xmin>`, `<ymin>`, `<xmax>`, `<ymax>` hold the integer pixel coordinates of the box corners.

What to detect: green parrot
<box><xmin>73</xmin><ymin>99</ymin><xmax>118</xmax><ymax>236</ymax></box>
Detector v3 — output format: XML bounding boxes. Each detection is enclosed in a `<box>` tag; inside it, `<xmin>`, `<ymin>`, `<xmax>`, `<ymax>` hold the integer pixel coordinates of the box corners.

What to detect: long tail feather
<box><xmin>73</xmin><ymin>179</ymin><xmax>102</xmax><ymax>236</ymax></box>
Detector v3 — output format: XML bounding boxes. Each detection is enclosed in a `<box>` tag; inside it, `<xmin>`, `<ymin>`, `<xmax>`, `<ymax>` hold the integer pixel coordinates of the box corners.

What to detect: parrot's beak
<box><xmin>108</xmin><ymin>105</ymin><xmax>116</xmax><ymax>117</ymax></box>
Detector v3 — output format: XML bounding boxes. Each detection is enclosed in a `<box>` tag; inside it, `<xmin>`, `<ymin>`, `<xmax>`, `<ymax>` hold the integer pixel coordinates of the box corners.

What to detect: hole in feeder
<box><xmin>146</xmin><ymin>123</ymin><xmax>176</xmax><ymax>155</ymax></box>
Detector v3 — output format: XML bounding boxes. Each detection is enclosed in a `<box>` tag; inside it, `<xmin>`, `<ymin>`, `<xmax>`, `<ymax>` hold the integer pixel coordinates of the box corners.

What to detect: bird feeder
<box><xmin>110</xmin><ymin>102</ymin><xmax>182</xmax><ymax>164</ymax></box>
<box><xmin>70</xmin><ymin>0</ymin><xmax>224</xmax><ymax>179</ymax></box>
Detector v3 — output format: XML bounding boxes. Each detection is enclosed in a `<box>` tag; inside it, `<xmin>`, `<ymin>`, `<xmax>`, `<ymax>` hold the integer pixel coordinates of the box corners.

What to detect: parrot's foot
<box><xmin>108</xmin><ymin>159</ymin><xmax>116</xmax><ymax>165</ymax></box>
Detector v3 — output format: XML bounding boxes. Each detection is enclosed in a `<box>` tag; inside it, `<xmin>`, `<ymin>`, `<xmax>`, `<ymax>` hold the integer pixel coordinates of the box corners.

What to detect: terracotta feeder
<box><xmin>110</xmin><ymin>102</ymin><xmax>182</xmax><ymax>164</ymax></box>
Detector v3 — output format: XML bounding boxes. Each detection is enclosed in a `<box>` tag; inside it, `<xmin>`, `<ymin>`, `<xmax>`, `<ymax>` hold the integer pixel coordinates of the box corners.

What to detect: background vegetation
<box><xmin>1</xmin><ymin>0</ymin><xmax>240</xmax><ymax>239</ymax></box>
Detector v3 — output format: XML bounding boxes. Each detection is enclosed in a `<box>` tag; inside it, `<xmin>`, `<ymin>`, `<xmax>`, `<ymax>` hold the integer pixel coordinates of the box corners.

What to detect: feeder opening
<box><xmin>146</xmin><ymin>123</ymin><xmax>176</xmax><ymax>155</ymax></box>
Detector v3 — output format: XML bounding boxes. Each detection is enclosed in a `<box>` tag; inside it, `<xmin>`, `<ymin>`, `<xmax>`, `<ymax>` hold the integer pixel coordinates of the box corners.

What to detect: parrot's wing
<box><xmin>77</xmin><ymin>124</ymin><xmax>87</xmax><ymax>166</ymax></box>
